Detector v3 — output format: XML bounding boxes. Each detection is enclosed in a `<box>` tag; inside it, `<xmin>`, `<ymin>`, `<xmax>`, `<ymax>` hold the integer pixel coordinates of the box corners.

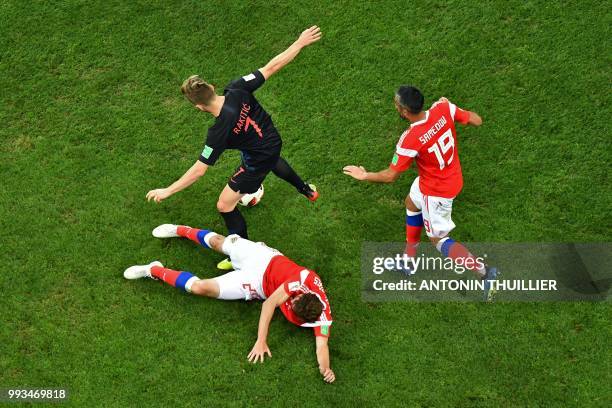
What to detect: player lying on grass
<box><xmin>146</xmin><ymin>26</ymin><xmax>322</xmax><ymax>270</ymax></box>
<box><xmin>344</xmin><ymin>86</ymin><xmax>498</xmax><ymax>301</ymax></box>
<box><xmin>123</xmin><ymin>223</ymin><xmax>335</xmax><ymax>383</ymax></box>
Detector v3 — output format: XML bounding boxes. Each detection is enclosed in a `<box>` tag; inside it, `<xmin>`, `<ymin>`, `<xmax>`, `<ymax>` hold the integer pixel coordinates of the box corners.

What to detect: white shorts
<box><xmin>409</xmin><ymin>177</ymin><xmax>456</xmax><ymax>238</ymax></box>
<box><xmin>213</xmin><ymin>235</ymin><xmax>282</xmax><ymax>301</ymax></box>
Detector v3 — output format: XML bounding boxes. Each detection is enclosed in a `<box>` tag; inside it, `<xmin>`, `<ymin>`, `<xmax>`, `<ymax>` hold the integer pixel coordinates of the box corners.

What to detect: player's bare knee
<box><xmin>429</xmin><ymin>236</ymin><xmax>441</xmax><ymax>246</ymax></box>
<box><xmin>216</xmin><ymin>200</ymin><xmax>236</xmax><ymax>213</ymax></box>
<box><xmin>216</xmin><ymin>200</ymin><xmax>227</xmax><ymax>212</ymax></box>
<box><xmin>190</xmin><ymin>280</ymin><xmax>207</xmax><ymax>296</ymax></box>
<box><xmin>209</xmin><ymin>234</ymin><xmax>225</xmax><ymax>251</ymax></box>
<box><xmin>191</xmin><ymin>279</ymin><xmax>217</xmax><ymax>297</ymax></box>
<box><xmin>405</xmin><ymin>195</ymin><xmax>419</xmax><ymax>212</ymax></box>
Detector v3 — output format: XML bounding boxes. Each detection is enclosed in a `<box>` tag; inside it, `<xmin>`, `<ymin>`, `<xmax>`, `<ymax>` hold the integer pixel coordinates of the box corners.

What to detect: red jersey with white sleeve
<box><xmin>390</xmin><ymin>99</ymin><xmax>471</xmax><ymax>198</ymax></box>
<box><xmin>262</xmin><ymin>255</ymin><xmax>333</xmax><ymax>337</ymax></box>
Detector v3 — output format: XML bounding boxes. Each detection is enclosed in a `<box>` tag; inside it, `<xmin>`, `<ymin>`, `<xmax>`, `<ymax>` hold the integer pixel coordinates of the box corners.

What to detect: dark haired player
<box><xmin>123</xmin><ymin>223</ymin><xmax>335</xmax><ymax>383</ymax></box>
<box><xmin>343</xmin><ymin>86</ymin><xmax>498</xmax><ymax>300</ymax></box>
<box><xmin>146</xmin><ymin>26</ymin><xmax>321</xmax><ymax>270</ymax></box>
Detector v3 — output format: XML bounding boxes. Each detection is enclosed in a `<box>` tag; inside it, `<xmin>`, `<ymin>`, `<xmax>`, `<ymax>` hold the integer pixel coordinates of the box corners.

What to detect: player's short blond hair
<box><xmin>181</xmin><ymin>75</ymin><xmax>215</xmax><ymax>105</ymax></box>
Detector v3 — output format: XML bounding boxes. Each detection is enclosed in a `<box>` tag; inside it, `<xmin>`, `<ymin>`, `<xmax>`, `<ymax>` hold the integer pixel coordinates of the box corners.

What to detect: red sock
<box><xmin>177</xmin><ymin>225</ymin><xmax>202</xmax><ymax>244</ymax></box>
<box><xmin>150</xmin><ymin>266</ymin><xmax>182</xmax><ymax>287</ymax></box>
<box><xmin>405</xmin><ymin>225</ymin><xmax>422</xmax><ymax>257</ymax></box>
<box><xmin>440</xmin><ymin>238</ymin><xmax>485</xmax><ymax>275</ymax></box>
<box><xmin>405</xmin><ymin>211</ymin><xmax>424</xmax><ymax>258</ymax></box>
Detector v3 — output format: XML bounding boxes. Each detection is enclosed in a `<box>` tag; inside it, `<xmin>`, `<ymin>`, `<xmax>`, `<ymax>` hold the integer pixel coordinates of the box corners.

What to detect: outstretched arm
<box><xmin>343</xmin><ymin>165</ymin><xmax>402</xmax><ymax>183</ymax></box>
<box><xmin>466</xmin><ymin>111</ymin><xmax>483</xmax><ymax>126</ymax></box>
<box><xmin>146</xmin><ymin>160</ymin><xmax>208</xmax><ymax>203</ymax></box>
<box><xmin>259</xmin><ymin>26</ymin><xmax>322</xmax><ymax>80</ymax></box>
<box><xmin>316</xmin><ymin>336</ymin><xmax>335</xmax><ymax>383</ymax></box>
<box><xmin>438</xmin><ymin>97</ymin><xmax>482</xmax><ymax>127</ymax></box>
<box><xmin>247</xmin><ymin>286</ymin><xmax>289</xmax><ymax>363</ymax></box>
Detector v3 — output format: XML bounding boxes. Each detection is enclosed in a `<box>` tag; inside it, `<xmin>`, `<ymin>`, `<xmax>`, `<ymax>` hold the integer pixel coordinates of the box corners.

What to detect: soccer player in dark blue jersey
<box><xmin>147</xmin><ymin>26</ymin><xmax>321</xmax><ymax>269</ymax></box>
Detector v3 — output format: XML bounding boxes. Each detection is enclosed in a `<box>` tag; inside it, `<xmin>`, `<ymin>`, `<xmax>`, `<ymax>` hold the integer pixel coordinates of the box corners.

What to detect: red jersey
<box><xmin>390</xmin><ymin>99</ymin><xmax>471</xmax><ymax>198</ymax></box>
<box><xmin>262</xmin><ymin>255</ymin><xmax>333</xmax><ymax>337</ymax></box>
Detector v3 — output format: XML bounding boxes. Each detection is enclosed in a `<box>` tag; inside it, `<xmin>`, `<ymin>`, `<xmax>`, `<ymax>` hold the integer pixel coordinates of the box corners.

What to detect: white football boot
<box><xmin>123</xmin><ymin>261</ymin><xmax>163</xmax><ymax>280</ymax></box>
<box><xmin>152</xmin><ymin>224</ymin><xmax>180</xmax><ymax>238</ymax></box>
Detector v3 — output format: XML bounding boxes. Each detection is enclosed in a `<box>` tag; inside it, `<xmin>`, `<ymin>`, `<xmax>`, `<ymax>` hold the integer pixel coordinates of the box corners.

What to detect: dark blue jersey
<box><xmin>198</xmin><ymin>70</ymin><xmax>282</xmax><ymax>172</ymax></box>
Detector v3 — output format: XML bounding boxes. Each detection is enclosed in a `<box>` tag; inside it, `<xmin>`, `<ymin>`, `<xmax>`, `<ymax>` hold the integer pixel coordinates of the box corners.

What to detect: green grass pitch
<box><xmin>1</xmin><ymin>0</ymin><xmax>610</xmax><ymax>406</ymax></box>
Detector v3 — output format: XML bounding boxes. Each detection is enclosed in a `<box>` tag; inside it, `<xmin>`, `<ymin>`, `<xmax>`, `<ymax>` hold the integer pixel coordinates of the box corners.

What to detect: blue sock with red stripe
<box><xmin>150</xmin><ymin>266</ymin><xmax>199</xmax><ymax>292</ymax></box>
<box><xmin>405</xmin><ymin>209</ymin><xmax>423</xmax><ymax>257</ymax></box>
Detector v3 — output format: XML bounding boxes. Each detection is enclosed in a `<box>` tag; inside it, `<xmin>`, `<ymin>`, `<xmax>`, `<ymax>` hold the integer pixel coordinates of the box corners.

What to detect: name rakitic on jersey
<box><xmin>233</xmin><ymin>103</ymin><xmax>251</xmax><ymax>135</ymax></box>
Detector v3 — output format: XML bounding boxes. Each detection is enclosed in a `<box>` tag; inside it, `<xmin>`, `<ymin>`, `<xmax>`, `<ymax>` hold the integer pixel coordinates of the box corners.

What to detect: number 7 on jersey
<box><xmin>245</xmin><ymin>117</ymin><xmax>263</xmax><ymax>138</ymax></box>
